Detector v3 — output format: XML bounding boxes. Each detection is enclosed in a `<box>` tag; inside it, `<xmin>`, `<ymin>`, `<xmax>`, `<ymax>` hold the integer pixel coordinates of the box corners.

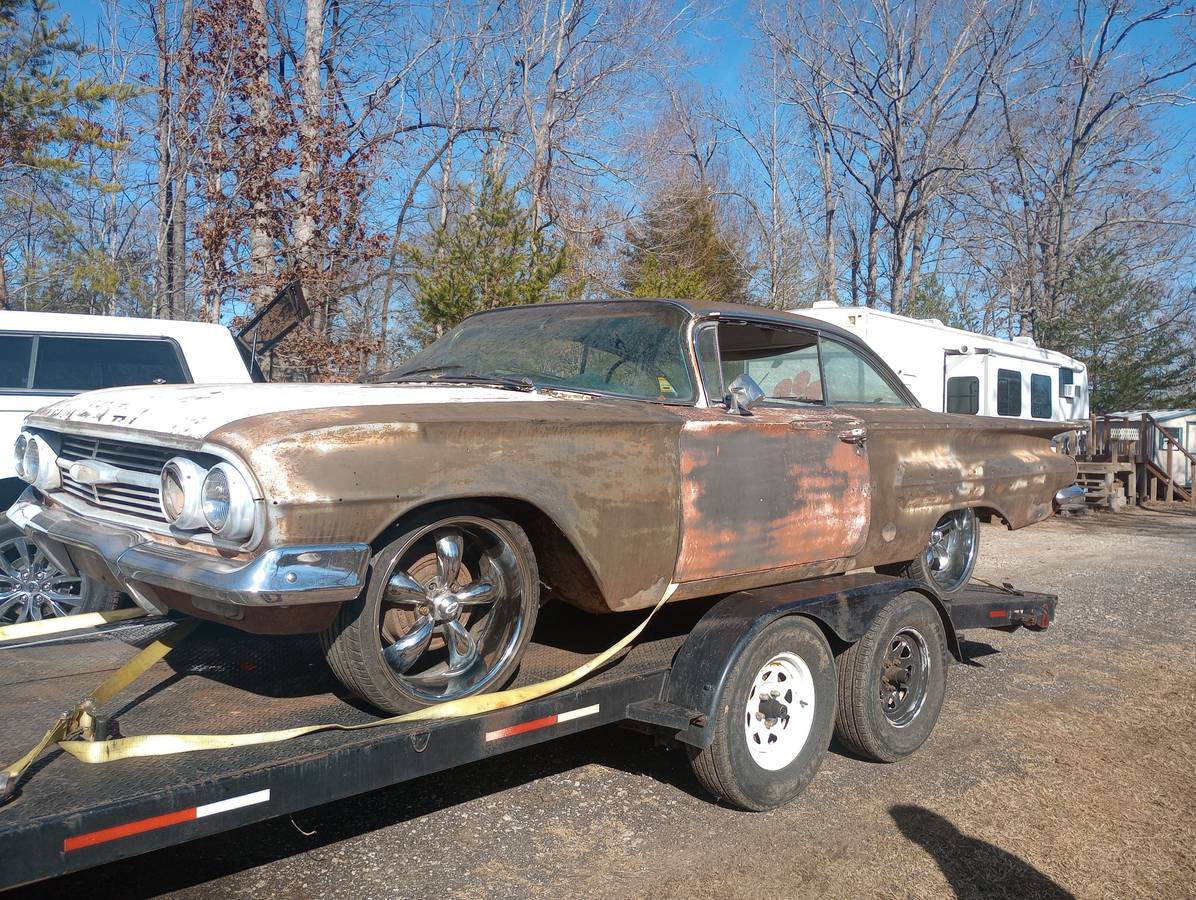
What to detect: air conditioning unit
<box><xmin>1061</xmin><ymin>384</ymin><xmax>1078</xmax><ymax>399</ymax></box>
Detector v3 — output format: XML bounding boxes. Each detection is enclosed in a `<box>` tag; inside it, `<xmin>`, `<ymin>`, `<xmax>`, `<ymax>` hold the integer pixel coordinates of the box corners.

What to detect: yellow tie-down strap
<box><xmin>2</xmin><ymin>586</ymin><xmax>676</xmax><ymax>793</ymax></box>
<box><xmin>0</xmin><ymin>607</ymin><xmax>149</xmax><ymax>645</ymax></box>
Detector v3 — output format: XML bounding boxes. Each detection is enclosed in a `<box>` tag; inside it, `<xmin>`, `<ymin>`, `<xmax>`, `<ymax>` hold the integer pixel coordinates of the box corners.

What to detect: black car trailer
<box><xmin>0</xmin><ymin>573</ymin><xmax>1055</xmax><ymax>891</ymax></box>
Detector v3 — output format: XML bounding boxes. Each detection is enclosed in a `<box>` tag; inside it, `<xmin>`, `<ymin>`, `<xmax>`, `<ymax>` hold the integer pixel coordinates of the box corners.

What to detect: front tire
<box><xmin>688</xmin><ymin>616</ymin><xmax>836</xmax><ymax>811</ymax></box>
<box><xmin>834</xmin><ymin>591</ymin><xmax>949</xmax><ymax>763</ymax></box>
<box><xmin>0</xmin><ymin>518</ymin><xmax>122</xmax><ymax>623</ymax></box>
<box><xmin>321</xmin><ymin>502</ymin><xmax>539</xmax><ymax>715</ymax></box>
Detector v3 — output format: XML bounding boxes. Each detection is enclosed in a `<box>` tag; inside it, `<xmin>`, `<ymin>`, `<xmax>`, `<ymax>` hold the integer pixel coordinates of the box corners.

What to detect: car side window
<box><xmin>32</xmin><ymin>337</ymin><xmax>188</xmax><ymax>391</ymax></box>
<box><xmin>0</xmin><ymin>335</ymin><xmax>33</xmax><ymax>388</ymax></box>
<box><xmin>694</xmin><ymin>325</ymin><xmax>725</xmax><ymax>404</ymax></box>
<box><xmin>716</xmin><ymin>322</ymin><xmax>824</xmax><ymax>405</ymax></box>
<box><xmin>820</xmin><ymin>338</ymin><xmax>909</xmax><ymax>406</ymax></box>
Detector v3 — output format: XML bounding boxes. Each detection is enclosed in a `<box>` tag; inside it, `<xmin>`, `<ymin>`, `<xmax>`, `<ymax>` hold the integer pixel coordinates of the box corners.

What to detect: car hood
<box><xmin>27</xmin><ymin>382</ymin><xmax>562</xmax><ymax>443</ymax></box>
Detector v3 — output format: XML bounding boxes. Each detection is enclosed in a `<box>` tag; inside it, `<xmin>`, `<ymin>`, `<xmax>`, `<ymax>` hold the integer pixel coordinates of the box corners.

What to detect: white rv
<box><xmin>795</xmin><ymin>302</ymin><xmax>1089</xmax><ymax>423</ymax></box>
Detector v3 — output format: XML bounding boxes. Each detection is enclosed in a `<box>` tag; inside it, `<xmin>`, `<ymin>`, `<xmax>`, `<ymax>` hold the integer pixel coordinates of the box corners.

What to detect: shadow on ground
<box><xmin>891</xmin><ymin>804</ymin><xmax>1074</xmax><ymax>899</ymax></box>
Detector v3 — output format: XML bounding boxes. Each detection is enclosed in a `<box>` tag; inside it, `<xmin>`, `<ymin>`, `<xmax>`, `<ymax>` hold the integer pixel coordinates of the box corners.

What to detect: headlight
<box><xmin>21</xmin><ymin>434</ymin><xmax>60</xmax><ymax>491</ymax></box>
<box><xmin>201</xmin><ymin>462</ymin><xmax>255</xmax><ymax>540</ymax></box>
<box><xmin>160</xmin><ymin>457</ymin><xmax>209</xmax><ymax>530</ymax></box>
<box><xmin>14</xmin><ymin>433</ymin><xmax>29</xmax><ymax>481</ymax></box>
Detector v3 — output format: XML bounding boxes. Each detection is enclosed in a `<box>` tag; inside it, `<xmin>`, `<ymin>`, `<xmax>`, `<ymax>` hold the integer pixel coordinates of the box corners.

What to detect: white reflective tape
<box><xmin>556</xmin><ymin>704</ymin><xmax>600</xmax><ymax>724</ymax></box>
<box><xmin>195</xmin><ymin>788</ymin><xmax>271</xmax><ymax>818</ymax></box>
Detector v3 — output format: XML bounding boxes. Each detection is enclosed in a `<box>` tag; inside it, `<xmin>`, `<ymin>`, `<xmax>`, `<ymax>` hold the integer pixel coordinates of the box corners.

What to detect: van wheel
<box><xmin>321</xmin><ymin>502</ymin><xmax>539</xmax><ymax>715</ymax></box>
<box><xmin>0</xmin><ymin>519</ymin><xmax>122</xmax><ymax>623</ymax></box>
<box><xmin>688</xmin><ymin>616</ymin><xmax>836</xmax><ymax>811</ymax></box>
<box><xmin>879</xmin><ymin>509</ymin><xmax>979</xmax><ymax>596</ymax></box>
<box><xmin>834</xmin><ymin>591</ymin><xmax>949</xmax><ymax>763</ymax></box>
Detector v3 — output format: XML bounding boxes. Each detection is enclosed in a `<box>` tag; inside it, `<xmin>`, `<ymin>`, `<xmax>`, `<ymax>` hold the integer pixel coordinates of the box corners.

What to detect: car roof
<box><xmin>0</xmin><ymin>309</ymin><xmax>233</xmax><ymax>340</ymax></box>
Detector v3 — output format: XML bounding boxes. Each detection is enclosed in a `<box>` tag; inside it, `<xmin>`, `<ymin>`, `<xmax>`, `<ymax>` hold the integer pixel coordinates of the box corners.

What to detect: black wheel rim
<box><xmin>879</xmin><ymin>628</ymin><xmax>930</xmax><ymax>727</ymax></box>
<box><xmin>922</xmin><ymin>510</ymin><xmax>977</xmax><ymax>593</ymax></box>
<box><xmin>377</xmin><ymin>517</ymin><xmax>526</xmax><ymax>703</ymax></box>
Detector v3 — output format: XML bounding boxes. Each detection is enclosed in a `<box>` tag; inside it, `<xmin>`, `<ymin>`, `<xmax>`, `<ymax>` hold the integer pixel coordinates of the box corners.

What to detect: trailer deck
<box><xmin>0</xmin><ymin>580</ymin><xmax>1055</xmax><ymax>891</ymax></box>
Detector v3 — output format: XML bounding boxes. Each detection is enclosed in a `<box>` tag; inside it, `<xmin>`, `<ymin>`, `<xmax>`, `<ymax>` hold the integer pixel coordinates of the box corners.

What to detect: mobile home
<box><xmin>795</xmin><ymin>302</ymin><xmax>1089</xmax><ymax>423</ymax></box>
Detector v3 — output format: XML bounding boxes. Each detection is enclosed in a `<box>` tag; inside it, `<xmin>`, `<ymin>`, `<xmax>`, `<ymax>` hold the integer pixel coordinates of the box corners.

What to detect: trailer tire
<box><xmin>321</xmin><ymin>502</ymin><xmax>539</xmax><ymax>715</ymax></box>
<box><xmin>688</xmin><ymin>616</ymin><xmax>836</xmax><ymax>811</ymax></box>
<box><xmin>834</xmin><ymin>591</ymin><xmax>948</xmax><ymax>763</ymax></box>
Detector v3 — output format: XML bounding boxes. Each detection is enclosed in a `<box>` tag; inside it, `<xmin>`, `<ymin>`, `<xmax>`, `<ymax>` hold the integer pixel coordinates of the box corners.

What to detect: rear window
<box><xmin>0</xmin><ymin>335</ymin><xmax>33</xmax><ymax>388</ymax></box>
<box><xmin>997</xmin><ymin>369</ymin><xmax>1022</xmax><ymax>417</ymax></box>
<box><xmin>1031</xmin><ymin>373</ymin><xmax>1052</xmax><ymax>419</ymax></box>
<box><xmin>946</xmin><ymin>376</ymin><xmax>979</xmax><ymax>414</ymax></box>
<box><xmin>30</xmin><ymin>337</ymin><xmax>188</xmax><ymax>391</ymax></box>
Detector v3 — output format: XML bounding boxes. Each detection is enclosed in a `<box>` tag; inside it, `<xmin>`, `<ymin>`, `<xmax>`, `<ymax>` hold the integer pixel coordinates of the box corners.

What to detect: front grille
<box><xmin>55</xmin><ymin>434</ymin><xmax>212</xmax><ymax>525</ymax></box>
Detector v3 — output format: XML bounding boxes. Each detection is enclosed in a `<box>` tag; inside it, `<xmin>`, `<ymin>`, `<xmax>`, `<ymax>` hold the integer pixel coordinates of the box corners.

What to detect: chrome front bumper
<box><xmin>6</xmin><ymin>490</ymin><xmax>370</xmax><ymax>610</ymax></box>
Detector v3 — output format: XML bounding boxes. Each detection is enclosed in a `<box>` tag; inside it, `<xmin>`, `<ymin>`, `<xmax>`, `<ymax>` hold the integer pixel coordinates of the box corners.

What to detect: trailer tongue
<box><xmin>0</xmin><ymin>574</ymin><xmax>1055</xmax><ymax>891</ymax></box>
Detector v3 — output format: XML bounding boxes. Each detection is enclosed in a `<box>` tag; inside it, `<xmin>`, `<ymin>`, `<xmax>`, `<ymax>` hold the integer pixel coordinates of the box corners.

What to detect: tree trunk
<box><xmin>153</xmin><ymin>0</ymin><xmax>173</xmax><ymax>319</ymax></box>
<box><xmin>170</xmin><ymin>0</ymin><xmax>194</xmax><ymax>319</ymax></box>
<box><xmin>297</xmin><ymin>0</ymin><xmax>324</xmax><ymax>329</ymax></box>
<box><xmin>247</xmin><ymin>0</ymin><xmax>274</xmax><ymax>311</ymax></box>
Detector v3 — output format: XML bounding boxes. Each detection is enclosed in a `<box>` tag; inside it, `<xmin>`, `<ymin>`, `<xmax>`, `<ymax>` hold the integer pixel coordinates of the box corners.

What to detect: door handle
<box><xmin>839</xmin><ymin>427</ymin><xmax>868</xmax><ymax>445</ymax></box>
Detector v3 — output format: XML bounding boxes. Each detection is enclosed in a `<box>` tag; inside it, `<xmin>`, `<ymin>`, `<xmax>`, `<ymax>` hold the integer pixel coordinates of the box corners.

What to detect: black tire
<box><xmin>834</xmin><ymin>591</ymin><xmax>949</xmax><ymax>763</ymax></box>
<box><xmin>320</xmin><ymin>501</ymin><xmax>540</xmax><ymax>715</ymax></box>
<box><xmin>688</xmin><ymin>616</ymin><xmax>836</xmax><ymax>811</ymax></box>
<box><xmin>0</xmin><ymin>517</ymin><xmax>122</xmax><ymax>623</ymax></box>
<box><xmin>877</xmin><ymin>509</ymin><xmax>979</xmax><ymax>596</ymax></box>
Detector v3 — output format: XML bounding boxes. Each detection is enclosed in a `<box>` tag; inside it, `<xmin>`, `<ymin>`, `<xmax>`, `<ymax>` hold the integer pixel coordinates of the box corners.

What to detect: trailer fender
<box><xmin>660</xmin><ymin>573</ymin><xmax>960</xmax><ymax>749</ymax></box>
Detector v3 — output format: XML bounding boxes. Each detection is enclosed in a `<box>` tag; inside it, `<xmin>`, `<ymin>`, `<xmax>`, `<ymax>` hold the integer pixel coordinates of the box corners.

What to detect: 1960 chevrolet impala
<box><xmin>8</xmin><ymin>300</ymin><xmax>1075</xmax><ymax>712</ymax></box>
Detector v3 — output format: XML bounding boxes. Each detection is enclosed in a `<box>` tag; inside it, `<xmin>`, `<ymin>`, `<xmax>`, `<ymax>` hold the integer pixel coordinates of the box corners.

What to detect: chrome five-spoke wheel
<box><xmin>921</xmin><ymin>509</ymin><xmax>979</xmax><ymax>594</ymax></box>
<box><xmin>321</xmin><ymin>503</ymin><xmax>540</xmax><ymax>714</ymax></box>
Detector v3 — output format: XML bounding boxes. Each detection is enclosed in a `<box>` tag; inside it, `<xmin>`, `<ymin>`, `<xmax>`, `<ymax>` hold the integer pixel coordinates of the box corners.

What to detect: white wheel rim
<box><xmin>743</xmin><ymin>651</ymin><xmax>816</xmax><ymax>771</ymax></box>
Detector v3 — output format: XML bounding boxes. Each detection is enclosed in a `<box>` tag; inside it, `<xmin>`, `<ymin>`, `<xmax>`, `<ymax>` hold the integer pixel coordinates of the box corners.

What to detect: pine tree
<box><xmin>1036</xmin><ymin>248</ymin><xmax>1196</xmax><ymax>413</ymax></box>
<box><xmin>410</xmin><ymin>172</ymin><xmax>567</xmax><ymax>335</ymax></box>
<box><xmin>622</xmin><ymin>185</ymin><xmax>747</xmax><ymax>303</ymax></box>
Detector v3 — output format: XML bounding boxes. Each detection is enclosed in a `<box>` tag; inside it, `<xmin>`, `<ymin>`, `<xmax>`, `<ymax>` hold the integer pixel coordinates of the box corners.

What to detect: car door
<box><xmin>674</xmin><ymin>318</ymin><xmax>871</xmax><ymax>584</ymax></box>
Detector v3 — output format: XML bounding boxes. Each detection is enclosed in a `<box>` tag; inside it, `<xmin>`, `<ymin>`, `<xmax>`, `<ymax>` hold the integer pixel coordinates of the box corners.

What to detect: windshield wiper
<box><xmin>390</xmin><ymin>367</ymin><xmax>535</xmax><ymax>392</ymax></box>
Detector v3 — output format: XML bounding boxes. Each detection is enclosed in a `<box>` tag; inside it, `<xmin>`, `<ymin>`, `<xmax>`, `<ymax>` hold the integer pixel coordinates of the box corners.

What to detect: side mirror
<box><xmin>727</xmin><ymin>373</ymin><xmax>765</xmax><ymax>415</ymax></box>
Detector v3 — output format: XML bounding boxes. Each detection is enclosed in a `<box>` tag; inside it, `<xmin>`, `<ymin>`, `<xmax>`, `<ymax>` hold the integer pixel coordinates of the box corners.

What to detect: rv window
<box><xmin>946</xmin><ymin>376</ymin><xmax>979</xmax><ymax>414</ymax></box>
<box><xmin>820</xmin><ymin>339</ymin><xmax>908</xmax><ymax>406</ymax></box>
<box><xmin>1058</xmin><ymin>367</ymin><xmax>1074</xmax><ymax>396</ymax></box>
<box><xmin>997</xmin><ymin>369</ymin><xmax>1022</xmax><ymax>416</ymax></box>
<box><xmin>1031</xmin><ymin>374</ymin><xmax>1051</xmax><ymax>418</ymax></box>
<box><xmin>0</xmin><ymin>335</ymin><xmax>34</xmax><ymax>389</ymax></box>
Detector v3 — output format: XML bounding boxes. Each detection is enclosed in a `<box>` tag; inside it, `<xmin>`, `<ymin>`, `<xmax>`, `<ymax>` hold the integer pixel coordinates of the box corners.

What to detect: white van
<box><xmin>795</xmin><ymin>302</ymin><xmax>1089</xmax><ymax>422</ymax></box>
<box><xmin>1</xmin><ymin>311</ymin><xmax>254</xmax><ymax>623</ymax></box>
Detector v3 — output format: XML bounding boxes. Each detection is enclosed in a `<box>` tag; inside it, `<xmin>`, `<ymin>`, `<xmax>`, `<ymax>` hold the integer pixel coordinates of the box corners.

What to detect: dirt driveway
<box><xmin>13</xmin><ymin>507</ymin><xmax>1196</xmax><ymax>899</ymax></box>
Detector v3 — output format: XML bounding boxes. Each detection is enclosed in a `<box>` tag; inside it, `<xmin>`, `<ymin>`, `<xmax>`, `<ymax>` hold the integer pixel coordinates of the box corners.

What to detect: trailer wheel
<box><xmin>321</xmin><ymin>501</ymin><xmax>539</xmax><ymax>715</ymax></box>
<box><xmin>688</xmin><ymin>616</ymin><xmax>836</xmax><ymax>811</ymax></box>
<box><xmin>834</xmin><ymin>591</ymin><xmax>949</xmax><ymax>763</ymax></box>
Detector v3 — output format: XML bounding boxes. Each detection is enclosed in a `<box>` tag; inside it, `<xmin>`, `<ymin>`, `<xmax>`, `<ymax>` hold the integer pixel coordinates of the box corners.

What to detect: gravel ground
<box><xmin>13</xmin><ymin>506</ymin><xmax>1196</xmax><ymax>899</ymax></box>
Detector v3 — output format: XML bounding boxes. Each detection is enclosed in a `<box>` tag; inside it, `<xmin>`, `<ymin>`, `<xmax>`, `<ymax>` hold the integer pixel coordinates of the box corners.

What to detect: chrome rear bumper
<box><xmin>6</xmin><ymin>490</ymin><xmax>369</xmax><ymax>610</ymax></box>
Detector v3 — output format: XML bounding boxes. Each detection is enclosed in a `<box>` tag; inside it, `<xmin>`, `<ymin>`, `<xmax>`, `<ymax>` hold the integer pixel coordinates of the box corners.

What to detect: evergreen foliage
<box><xmin>1036</xmin><ymin>248</ymin><xmax>1196</xmax><ymax>413</ymax></box>
<box><xmin>410</xmin><ymin>171</ymin><xmax>567</xmax><ymax>335</ymax></box>
<box><xmin>622</xmin><ymin>185</ymin><xmax>746</xmax><ymax>303</ymax></box>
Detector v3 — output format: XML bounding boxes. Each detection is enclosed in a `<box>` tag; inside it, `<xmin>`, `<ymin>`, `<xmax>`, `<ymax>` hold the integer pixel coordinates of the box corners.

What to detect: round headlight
<box><xmin>160</xmin><ymin>457</ymin><xmax>209</xmax><ymax>530</ymax></box>
<box><xmin>22</xmin><ymin>435</ymin><xmax>60</xmax><ymax>491</ymax></box>
<box><xmin>201</xmin><ymin>462</ymin><xmax>254</xmax><ymax>540</ymax></box>
<box><xmin>14</xmin><ymin>433</ymin><xmax>30</xmax><ymax>481</ymax></box>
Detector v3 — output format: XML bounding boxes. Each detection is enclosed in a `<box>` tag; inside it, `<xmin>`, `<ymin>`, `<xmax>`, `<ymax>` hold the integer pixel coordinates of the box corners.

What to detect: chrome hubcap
<box><xmin>379</xmin><ymin>522</ymin><xmax>524</xmax><ymax>702</ymax></box>
<box><xmin>0</xmin><ymin>535</ymin><xmax>84</xmax><ymax>624</ymax></box>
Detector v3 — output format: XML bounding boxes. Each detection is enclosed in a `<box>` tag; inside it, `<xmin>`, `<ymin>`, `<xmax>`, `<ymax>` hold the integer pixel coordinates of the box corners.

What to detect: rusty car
<box><xmin>7</xmin><ymin>299</ymin><xmax>1075</xmax><ymax>713</ymax></box>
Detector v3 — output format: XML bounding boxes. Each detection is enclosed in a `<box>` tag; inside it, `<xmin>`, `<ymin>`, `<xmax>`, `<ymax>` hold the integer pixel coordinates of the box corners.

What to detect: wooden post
<box><xmin>1166</xmin><ymin>442</ymin><xmax>1174</xmax><ymax>502</ymax></box>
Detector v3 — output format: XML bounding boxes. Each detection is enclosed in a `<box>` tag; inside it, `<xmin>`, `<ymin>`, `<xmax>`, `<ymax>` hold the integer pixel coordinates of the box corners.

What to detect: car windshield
<box><xmin>381</xmin><ymin>303</ymin><xmax>697</xmax><ymax>403</ymax></box>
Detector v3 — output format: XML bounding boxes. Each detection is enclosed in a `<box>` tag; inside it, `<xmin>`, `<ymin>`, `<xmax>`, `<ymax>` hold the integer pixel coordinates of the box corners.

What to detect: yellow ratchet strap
<box><xmin>0</xmin><ymin>607</ymin><xmax>148</xmax><ymax>645</ymax></box>
<box><xmin>0</xmin><ymin>619</ymin><xmax>197</xmax><ymax>802</ymax></box>
<box><xmin>60</xmin><ymin>584</ymin><xmax>678</xmax><ymax>765</ymax></box>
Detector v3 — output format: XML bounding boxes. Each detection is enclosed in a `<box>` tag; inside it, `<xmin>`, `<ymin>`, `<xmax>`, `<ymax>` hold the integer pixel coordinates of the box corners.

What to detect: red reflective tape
<box><xmin>485</xmin><ymin>713</ymin><xmax>559</xmax><ymax>742</ymax></box>
<box><xmin>989</xmin><ymin>609</ymin><xmax>1008</xmax><ymax>619</ymax></box>
<box><xmin>64</xmin><ymin>807</ymin><xmax>196</xmax><ymax>852</ymax></box>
